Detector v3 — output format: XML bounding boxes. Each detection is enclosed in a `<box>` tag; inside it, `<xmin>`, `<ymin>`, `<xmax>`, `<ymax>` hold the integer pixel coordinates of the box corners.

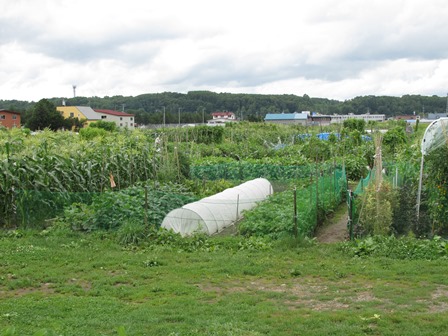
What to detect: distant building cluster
<box><xmin>57</xmin><ymin>106</ymin><xmax>135</xmax><ymax>129</ymax></box>
<box><xmin>264</xmin><ymin>111</ymin><xmax>386</xmax><ymax>126</ymax></box>
<box><xmin>2</xmin><ymin>107</ymin><xmax>447</xmax><ymax>130</ymax></box>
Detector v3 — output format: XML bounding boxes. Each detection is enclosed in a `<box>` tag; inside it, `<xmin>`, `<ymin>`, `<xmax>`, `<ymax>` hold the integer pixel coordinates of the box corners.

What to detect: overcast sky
<box><xmin>1</xmin><ymin>0</ymin><xmax>448</xmax><ymax>102</ymax></box>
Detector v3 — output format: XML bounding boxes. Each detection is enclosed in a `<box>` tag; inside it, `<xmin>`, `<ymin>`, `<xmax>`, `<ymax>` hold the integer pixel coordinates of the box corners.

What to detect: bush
<box><xmin>344</xmin><ymin>153</ymin><xmax>368</xmax><ymax>181</ymax></box>
<box><xmin>79</xmin><ymin>127</ymin><xmax>108</xmax><ymax>139</ymax></box>
<box><xmin>89</xmin><ymin>120</ymin><xmax>117</xmax><ymax>132</ymax></box>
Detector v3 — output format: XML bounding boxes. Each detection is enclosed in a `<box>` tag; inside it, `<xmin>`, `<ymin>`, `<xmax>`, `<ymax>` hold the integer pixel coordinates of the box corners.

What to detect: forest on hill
<box><xmin>1</xmin><ymin>91</ymin><xmax>447</xmax><ymax>125</ymax></box>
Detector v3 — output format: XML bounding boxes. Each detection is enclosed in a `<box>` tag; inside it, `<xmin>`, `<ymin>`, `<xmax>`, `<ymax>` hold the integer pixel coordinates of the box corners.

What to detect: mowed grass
<box><xmin>0</xmin><ymin>233</ymin><xmax>447</xmax><ymax>336</ymax></box>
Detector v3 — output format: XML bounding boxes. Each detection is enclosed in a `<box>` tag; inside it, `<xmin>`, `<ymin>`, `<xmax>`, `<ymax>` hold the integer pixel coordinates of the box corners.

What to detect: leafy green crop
<box><xmin>59</xmin><ymin>183</ymin><xmax>197</xmax><ymax>232</ymax></box>
<box><xmin>239</xmin><ymin>168</ymin><xmax>346</xmax><ymax>238</ymax></box>
<box><xmin>341</xmin><ymin>235</ymin><xmax>448</xmax><ymax>260</ymax></box>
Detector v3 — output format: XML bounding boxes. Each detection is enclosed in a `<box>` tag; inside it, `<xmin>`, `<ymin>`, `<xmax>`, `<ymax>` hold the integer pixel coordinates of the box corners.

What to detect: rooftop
<box><xmin>94</xmin><ymin>109</ymin><xmax>134</xmax><ymax>117</ymax></box>
<box><xmin>264</xmin><ymin>112</ymin><xmax>308</xmax><ymax>120</ymax></box>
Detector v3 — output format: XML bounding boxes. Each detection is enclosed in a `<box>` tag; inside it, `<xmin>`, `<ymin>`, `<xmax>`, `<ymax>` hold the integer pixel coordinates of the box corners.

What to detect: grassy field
<box><xmin>1</xmin><ymin>232</ymin><xmax>447</xmax><ymax>336</ymax></box>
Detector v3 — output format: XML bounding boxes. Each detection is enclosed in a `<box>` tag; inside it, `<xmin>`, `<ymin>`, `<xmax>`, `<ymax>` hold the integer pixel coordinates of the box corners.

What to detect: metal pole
<box><xmin>236</xmin><ymin>194</ymin><xmax>240</xmax><ymax>221</ymax></box>
<box><xmin>416</xmin><ymin>154</ymin><xmax>424</xmax><ymax>220</ymax></box>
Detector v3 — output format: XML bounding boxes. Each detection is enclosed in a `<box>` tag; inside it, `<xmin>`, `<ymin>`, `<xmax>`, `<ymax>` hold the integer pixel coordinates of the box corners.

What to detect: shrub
<box><xmin>344</xmin><ymin>153</ymin><xmax>368</xmax><ymax>181</ymax></box>
<box><xmin>89</xmin><ymin>120</ymin><xmax>117</xmax><ymax>132</ymax></box>
<box><xmin>79</xmin><ymin>127</ymin><xmax>108</xmax><ymax>139</ymax></box>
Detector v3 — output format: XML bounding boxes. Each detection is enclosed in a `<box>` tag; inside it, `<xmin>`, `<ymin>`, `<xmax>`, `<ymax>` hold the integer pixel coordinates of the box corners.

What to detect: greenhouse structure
<box><xmin>161</xmin><ymin>178</ymin><xmax>273</xmax><ymax>236</ymax></box>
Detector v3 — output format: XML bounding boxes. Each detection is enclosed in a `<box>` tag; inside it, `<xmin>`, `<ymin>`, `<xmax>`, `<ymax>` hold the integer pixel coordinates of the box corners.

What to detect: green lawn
<box><xmin>0</xmin><ymin>233</ymin><xmax>447</xmax><ymax>336</ymax></box>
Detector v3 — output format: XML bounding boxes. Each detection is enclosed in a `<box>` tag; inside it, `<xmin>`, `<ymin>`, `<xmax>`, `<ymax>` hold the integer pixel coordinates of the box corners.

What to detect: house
<box><xmin>0</xmin><ymin>109</ymin><xmax>21</xmax><ymax>129</ymax></box>
<box><xmin>57</xmin><ymin>106</ymin><xmax>100</xmax><ymax>125</ymax></box>
<box><xmin>208</xmin><ymin>112</ymin><xmax>237</xmax><ymax>125</ymax></box>
<box><xmin>57</xmin><ymin>106</ymin><xmax>135</xmax><ymax>129</ymax></box>
<box><xmin>264</xmin><ymin>112</ymin><xmax>309</xmax><ymax>125</ymax></box>
<box><xmin>94</xmin><ymin>109</ymin><xmax>135</xmax><ymax>130</ymax></box>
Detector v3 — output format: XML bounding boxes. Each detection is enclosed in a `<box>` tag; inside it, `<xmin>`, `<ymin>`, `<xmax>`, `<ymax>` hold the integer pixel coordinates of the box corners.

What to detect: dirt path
<box><xmin>315</xmin><ymin>204</ymin><xmax>349</xmax><ymax>243</ymax></box>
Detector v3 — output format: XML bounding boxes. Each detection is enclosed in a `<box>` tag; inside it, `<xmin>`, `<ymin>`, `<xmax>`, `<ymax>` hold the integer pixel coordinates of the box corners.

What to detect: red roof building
<box><xmin>94</xmin><ymin>109</ymin><xmax>134</xmax><ymax>117</ymax></box>
<box><xmin>0</xmin><ymin>109</ymin><xmax>21</xmax><ymax>129</ymax></box>
<box><xmin>208</xmin><ymin>112</ymin><xmax>237</xmax><ymax>125</ymax></box>
<box><xmin>93</xmin><ymin>109</ymin><xmax>135</xmax><ymax>129</ymax></box>
<box><xmin>211</xmin><ymin>112</ymin><xmax>236</xmax><ymax>119</ymax></box>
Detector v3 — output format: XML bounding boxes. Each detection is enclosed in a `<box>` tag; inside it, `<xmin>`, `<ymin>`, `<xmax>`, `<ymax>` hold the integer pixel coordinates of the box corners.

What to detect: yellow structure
<box><xmin>57</xmin><ymin>106</ymin><xmax>136</xmax><ymax>129</ymax></box>
<box><xmin>57</xmin><ymin>106</ymin><xmax>99</xmax><ymax>125</ymax></box>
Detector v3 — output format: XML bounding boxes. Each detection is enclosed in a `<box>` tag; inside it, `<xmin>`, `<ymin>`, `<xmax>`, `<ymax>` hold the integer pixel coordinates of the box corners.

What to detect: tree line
<box><xmin>1</xmin><ymin>91</ymin><xmax>447</xmax><ymax>126</ymax></box>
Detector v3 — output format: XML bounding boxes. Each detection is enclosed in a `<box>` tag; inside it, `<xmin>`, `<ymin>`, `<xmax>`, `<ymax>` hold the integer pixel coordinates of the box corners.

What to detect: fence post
<box><xmin>236</xmin><ymin>194</ymin><xmax>240</xmax><ymax>222</ymax></box>
<box><xmin>293</xmin><ymin>187</ymin><xmax>298</xmax><ymax>239</ymax></box>
<box><xmin>347</xmin><ymin>190</ymin><xmax>354</xmax><ymax>240</ymax></box>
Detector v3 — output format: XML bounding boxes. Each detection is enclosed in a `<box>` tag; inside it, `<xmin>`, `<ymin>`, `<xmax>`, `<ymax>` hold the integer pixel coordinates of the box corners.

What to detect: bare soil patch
<box><xmin>315</xmin><ymin>204</ymin><xmax>349</xmax><ymax>243</ymax></box>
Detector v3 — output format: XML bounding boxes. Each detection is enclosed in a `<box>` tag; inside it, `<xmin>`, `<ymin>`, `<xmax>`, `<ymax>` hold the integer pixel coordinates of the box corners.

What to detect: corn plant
<box><xmin>0</xmin><ymin>129</ymin><xmax>188</xmax><ymax>228</ymax></box>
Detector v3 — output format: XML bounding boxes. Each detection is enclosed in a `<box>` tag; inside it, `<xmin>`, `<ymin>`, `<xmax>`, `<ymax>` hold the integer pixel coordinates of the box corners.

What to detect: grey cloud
<box><xmin>164</xmin><ymin>52</ymin><xmax>377</xmax><ymax>89</ymax></box>
<box><xmin>0</xmin><ymin>16</ymin><xmax>181</xmax><ymax>64</ymax></box>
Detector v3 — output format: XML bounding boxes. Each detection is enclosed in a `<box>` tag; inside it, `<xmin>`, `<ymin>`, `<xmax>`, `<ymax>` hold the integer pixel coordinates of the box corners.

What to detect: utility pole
<box><xmin>163</xmin><ymin>106</ymin><xmax>166</xmax><ymax>128</ymax></box>
<box><xmin>178</xmin><ymin>108</ymin><xmax>182</xmax><ymax>126</ymax></box>
<box><xmin>202</xmin><ymin>108</ymin><xmax>205</xmax><ymax>124</ymax></box>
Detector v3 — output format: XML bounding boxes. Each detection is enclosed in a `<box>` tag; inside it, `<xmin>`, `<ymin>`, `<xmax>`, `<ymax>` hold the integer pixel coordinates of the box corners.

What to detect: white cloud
<box><xmin>1</xmin><ymin>0</ymin><xmax>448</xmax><ymax>101</ymax></box>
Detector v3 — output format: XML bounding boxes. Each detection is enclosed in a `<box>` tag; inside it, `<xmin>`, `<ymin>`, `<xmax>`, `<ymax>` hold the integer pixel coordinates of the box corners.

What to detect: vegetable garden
<box><xmin>1</xmin><ymin>118</ymin><xmax>448</xmax><ymax>336</ymax></box>
<box><xmin>0</xmin><ymin>118</ymin><xmax>447</xmax><ymax>240</ymax></box>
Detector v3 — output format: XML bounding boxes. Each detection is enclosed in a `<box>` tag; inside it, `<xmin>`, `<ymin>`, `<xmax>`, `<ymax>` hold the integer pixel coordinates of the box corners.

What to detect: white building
<box><xmin>330</xmin><ymin>113</ymin><xmax>385</xmax><ymax>124</ymax></box>
<box><xmin>208</xmin><ymin>112</ymin><xmax>237</xmax><ymax>125</ymax></box>
<box><xmin>94</xmin><ymin>109</ymin><xmax>135</xmax><ymax>129</ymax></box>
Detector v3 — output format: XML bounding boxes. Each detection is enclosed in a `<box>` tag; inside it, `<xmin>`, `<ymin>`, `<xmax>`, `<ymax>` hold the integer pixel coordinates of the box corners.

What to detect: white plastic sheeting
<box><xmin>161</xmin><ymin>178</ymin><xmax>273</xmax><ymax>236</ymax></box>
<box><xmin>421</xmin><ymin>118</ymin><xmax>448</xmax><ymax>155</ymax></box>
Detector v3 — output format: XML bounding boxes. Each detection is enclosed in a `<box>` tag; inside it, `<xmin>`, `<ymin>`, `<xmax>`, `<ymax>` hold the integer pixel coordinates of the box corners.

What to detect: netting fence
<box><xmin>347</xmin><ymin>164</ymin><xmax>406</xmax><ymax>239</ymax></box>
<box><xmin>238</xmin><ymin>166</ymin><xmax>347</xmax><ymax>238</ymax></box>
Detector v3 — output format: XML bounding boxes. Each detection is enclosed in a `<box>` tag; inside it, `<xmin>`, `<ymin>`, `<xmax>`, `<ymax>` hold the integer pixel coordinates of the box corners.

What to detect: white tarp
<box><xmin>161</xmin><ymin>178</ymin><xmax>273</xmax><ymax>236</ymax></box>
<box><xmin>421</xmin><ymin>118</ymin><xmax>448</xmax><ymax>155</ymax></box>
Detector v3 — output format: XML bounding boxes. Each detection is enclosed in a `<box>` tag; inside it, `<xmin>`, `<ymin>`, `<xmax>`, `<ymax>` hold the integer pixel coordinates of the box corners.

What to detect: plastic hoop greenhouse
<box><xmin>161</xmin><ymin>178</ymin><xmax>273</xmax><ymax>236</ymax></box>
